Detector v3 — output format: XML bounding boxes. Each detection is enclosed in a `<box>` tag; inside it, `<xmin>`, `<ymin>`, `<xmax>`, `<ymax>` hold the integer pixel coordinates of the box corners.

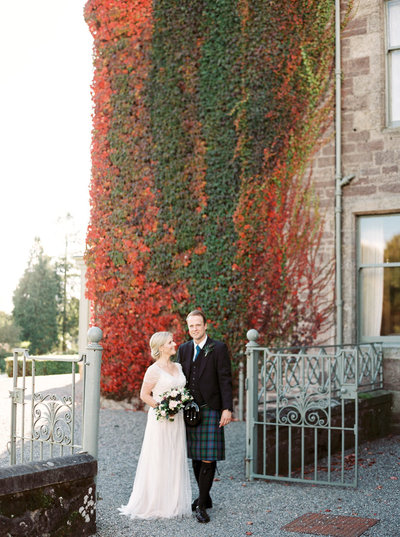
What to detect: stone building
<box><xmin>311</xmin><ymin>0</ymin><xmax>400</xmax><ymax>429</ymax></box>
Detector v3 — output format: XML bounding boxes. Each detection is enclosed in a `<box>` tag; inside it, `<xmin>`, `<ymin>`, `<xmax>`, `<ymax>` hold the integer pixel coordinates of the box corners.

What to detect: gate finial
<box><xmin>246</xmin><ymin>329</ymin><xmax>259</xmax><ymax>348</ymax></box>
<box><xmin>87</xmin><ymin>326</ymin><xmax>103</xmax><ymax>349</ymax></box>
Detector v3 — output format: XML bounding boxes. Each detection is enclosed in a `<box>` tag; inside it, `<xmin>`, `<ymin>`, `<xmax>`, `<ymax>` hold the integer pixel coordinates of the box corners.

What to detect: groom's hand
<box><xmin>219</xmin><ymin>409</ymin><xmax>232</xmax><ymax>427</ymax></box>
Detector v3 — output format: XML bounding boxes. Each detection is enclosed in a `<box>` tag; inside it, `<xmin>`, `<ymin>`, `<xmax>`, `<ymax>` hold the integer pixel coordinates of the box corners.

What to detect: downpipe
<box><xmin>335</xmin><ymin>0</ymin><xmax>355</xmax><ymax>345</ymax></box>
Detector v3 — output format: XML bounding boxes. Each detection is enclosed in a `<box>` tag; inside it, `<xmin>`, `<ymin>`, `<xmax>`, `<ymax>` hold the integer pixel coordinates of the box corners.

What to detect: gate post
<box><xmin>9</xmin><ymin>350</ymin><xmax>19</xmax><ymax>465</ymax></box>
<box><xmin>245</xmin><ymin>329</ymin><xmax>259</xmax><ymax>480</ymax></box>
<box><xmin>238</xmin><ymin>359</ymin><xmax>244</xmax><ymax>421</ymax></box>
<box><xmin>82</xmin><ymin>327</ymin><xmax>103</xmax><ymax>459</ymax></box>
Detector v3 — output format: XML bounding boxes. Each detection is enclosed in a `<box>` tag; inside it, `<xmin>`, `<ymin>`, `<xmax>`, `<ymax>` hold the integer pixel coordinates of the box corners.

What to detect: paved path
<box><xmin>1</xmin><ymin>374</ymin><xmax>399</xmax><ymax>536</ymax></box>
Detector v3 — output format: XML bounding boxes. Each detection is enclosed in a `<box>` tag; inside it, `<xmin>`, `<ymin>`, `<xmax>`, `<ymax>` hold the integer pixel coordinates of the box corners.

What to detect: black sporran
<box><xmin>183</xmin><ymin>400</ymin><xmax>201</xmax><ymax>427</ymax></box>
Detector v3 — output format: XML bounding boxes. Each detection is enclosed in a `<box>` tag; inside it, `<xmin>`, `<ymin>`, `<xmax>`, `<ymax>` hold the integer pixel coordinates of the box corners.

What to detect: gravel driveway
<box><xmin>94</xmin><ymin>409</ymin><xmax>400</xmax><ymax>537</ymax></box>
<box><xmin>1</xmin><ymin>374</ymin><xmax>399</xmax><ymax>537</ymax></box>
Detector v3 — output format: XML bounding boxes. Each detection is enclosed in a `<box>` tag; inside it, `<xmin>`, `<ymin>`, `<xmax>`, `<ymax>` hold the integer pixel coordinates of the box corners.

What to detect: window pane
<box><xmin>382</xmin><ymin>267</ymin><xmax>400</xmax><ymax>335</ymax></box>
<box><xmin>359</xmin><ymin>214</ymin><xmax>400</xmax><ymax>263</ymax></box>
<box><xmin>360</xmin><ymin>267</ymin><xmax>400</xmax><ymax>337</ymax></box>
<box><xmin>390</xmin><ymin>51</ymin><xmax>400</xmax><ymax>123</ymax></box>
<box><xmin>360</xmin><ymin>267</ymin><xmax>384</xmax><ymax>337</ymax></box>
<box><xmin>388</xmin><ymin>1</ymin><xmax>400</xmax><ymax>48</ymax></box>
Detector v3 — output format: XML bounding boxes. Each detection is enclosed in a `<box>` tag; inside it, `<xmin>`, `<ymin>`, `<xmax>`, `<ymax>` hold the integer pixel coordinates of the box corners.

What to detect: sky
<box><xmin>0</xmin><ymin>0</ymin><xmax>94</xmax><ymax>314</ymax></box>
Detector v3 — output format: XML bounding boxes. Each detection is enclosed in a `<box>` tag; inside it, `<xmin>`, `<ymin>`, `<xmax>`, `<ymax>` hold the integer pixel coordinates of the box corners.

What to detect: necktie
<box><xmin>193</xmin><ymin>344</ymin><xmax>201</xmax><ymax>362</ymax></box>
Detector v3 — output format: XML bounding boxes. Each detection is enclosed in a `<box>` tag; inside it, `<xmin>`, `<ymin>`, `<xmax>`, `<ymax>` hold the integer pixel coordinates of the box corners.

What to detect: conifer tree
<box><xmin>13</xmin><ymin>238</ymin><xmax>61</xmax><ymax>354</ymax></box>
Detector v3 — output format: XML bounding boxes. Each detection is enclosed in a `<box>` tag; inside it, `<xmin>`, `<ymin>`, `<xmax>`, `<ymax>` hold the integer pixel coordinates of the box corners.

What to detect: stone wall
<box><xmin>309</xmin><ymin>0</ymin><xmax>400</xmax><ymax>429</ymax></box>
<box><xmin>0</xmin><ymin>453</ymin><xmax>97</xmax><ymax>537</ymax></box>
<box><xmin>383</xmin><ymin>348</ymin><xmax>400</xmax><ymax>432</ymax></box>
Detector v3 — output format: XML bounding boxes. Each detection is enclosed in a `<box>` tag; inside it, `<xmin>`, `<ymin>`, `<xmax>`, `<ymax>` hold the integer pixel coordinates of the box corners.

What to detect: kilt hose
<box><xmin>186</xmin><ymin>405</ymin><xmax>225</xmax><ymax>461</ymax></box>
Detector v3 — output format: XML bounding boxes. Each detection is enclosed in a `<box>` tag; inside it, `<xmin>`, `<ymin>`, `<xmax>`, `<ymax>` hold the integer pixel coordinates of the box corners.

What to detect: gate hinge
<box><xmin>9</xmin><ymin>387</ymin><xmax>25</xmax><ymax>404</ymax></box>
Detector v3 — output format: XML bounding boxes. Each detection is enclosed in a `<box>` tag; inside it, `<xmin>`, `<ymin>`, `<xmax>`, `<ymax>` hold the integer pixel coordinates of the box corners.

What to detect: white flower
<box><xmin>161</xmin><ymin>410</ymin><xmax>166</xmax><ymax>416</ymax></box>
<box><xmin>170</xmin><ymin>389</ymin><xmax>178</xmax><ymax>397</ymax></box>
<box><xmin>169</xmin><ymin>400</ymin><xmax>179</xmax><ymax>409</ymax></box>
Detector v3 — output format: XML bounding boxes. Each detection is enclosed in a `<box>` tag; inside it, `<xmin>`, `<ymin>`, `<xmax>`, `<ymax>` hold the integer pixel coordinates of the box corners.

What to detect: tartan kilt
<box><xmin>186</xmin><ymin>406</ymin><xmax>225</xmax><ymax>461</ymax></box>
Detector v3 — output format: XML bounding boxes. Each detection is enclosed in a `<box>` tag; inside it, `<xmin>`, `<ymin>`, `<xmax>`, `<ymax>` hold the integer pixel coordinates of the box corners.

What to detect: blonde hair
<box><xmin>149</xmin><ymin>331</ymin><xmax>172</xmax><ymax>360</ymax></box>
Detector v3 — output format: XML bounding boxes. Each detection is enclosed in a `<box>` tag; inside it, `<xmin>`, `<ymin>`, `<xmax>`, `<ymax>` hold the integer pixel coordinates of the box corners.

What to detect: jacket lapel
<box><xmin>182</xmin><ymin>341</ymin><xmax>194</xmax><ymax>378</ymax></box>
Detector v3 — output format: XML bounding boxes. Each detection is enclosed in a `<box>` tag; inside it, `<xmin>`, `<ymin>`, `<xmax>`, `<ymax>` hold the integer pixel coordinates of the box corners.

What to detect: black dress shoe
<box><xmin>192</xmin><ymin>497</ymin><xmax>213</xmax><ymax>511</ymax></box>
<box><xmin>195</xmin><ymin>505</ymin><xmax>210</xmax><ymax>523</ymax></box>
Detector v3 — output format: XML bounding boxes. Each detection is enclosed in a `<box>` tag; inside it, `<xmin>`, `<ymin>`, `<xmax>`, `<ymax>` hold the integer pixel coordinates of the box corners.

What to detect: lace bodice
<box><xmin>143</xmin><ymin>362</ymin><xmax>186</xmax><ymax>402</ymax></box>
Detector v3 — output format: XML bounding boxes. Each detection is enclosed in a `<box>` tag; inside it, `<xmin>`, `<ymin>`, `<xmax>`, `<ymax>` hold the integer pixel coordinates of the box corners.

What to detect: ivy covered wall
<box><xmin>84</xmin><ymin>0</ymin><xmax>349</xmax><ymax>399</ymax></box>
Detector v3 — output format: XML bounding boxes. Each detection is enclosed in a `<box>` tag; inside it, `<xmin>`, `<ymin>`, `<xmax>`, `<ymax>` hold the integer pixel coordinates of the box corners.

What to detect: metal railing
<box><xmin>256</xmin><ymin>341</ymin><xmax>383</xmax><ymax>405</ymax></box>
<box><xmin>9</xmin><ymin>351</ymin><xmax>83</xmax><ymax>464</ymax></box>
<box><xmin>9</xmin><ymin>327</ymin><xmax>103</xmax><ymax>465</ymax></box>
<box><xmin>245</xmin><ymin>329</ymin><xmax>384</xmax><ymax>487</ymax></box>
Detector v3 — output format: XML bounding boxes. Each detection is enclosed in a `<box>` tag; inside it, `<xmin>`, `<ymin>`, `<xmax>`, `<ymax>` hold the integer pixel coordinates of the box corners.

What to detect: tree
<box><xmin>56</xmin><ymin>212</ymin><xmax>81</xmax><ymax>352</ymax></box>
<box><xmin>12</xmin><ymin>239</ymin><xmax>61</xmax><ymax>355</ymax></box>
<box><xmin>0</xmin><ymin>311</ymin><xmax>21</xmax><ymax>347</ymax></box>
<box><xmin>0</xmin><ymin>311</ymin><xmax>21</xmax><ymax>371</ymax></box>
<box><xmin>64</xmin><ymin>296</ymin><xmax>79</xmax><ymax>351</ymax></box>
<box><xmin>56</xmin><ymin>251</ymin><xmax>80</xmax><ymax>352</ymax></box>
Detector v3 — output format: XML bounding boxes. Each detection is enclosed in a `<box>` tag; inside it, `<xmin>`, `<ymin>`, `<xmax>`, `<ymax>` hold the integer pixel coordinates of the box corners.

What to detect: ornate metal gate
<box><xmin>245</xmin><ymin>330</ymin><xmax>383</xmax><ymax>487</ymax></box>
<box><xmin>9</xmin><ymin>351</ymin><xmax>84</xmax><ymax>464</ymax></box>
<box><xmin>8</xmin><ymin>327</ymin><xmax>103</xmax><ymax>465</ymax></box>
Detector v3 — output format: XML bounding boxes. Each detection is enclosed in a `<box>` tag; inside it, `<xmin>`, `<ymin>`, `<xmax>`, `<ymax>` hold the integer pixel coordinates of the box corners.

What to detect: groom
<box><xmin>177</xmin><ymin>309</ymin><xmax>233</xmax><ymax>523</ymax></box>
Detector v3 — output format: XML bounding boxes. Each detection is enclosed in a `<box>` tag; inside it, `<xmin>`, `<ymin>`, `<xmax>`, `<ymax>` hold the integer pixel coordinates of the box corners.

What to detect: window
<box><xmin>358</xmin><ymin>214</ymin><xmax>400</xmax><ymax>342</ymax></box>
<box><xmin>387</xmin><ymin>0</ymin><xmax>400</xmax><ymax>127</ymax></box>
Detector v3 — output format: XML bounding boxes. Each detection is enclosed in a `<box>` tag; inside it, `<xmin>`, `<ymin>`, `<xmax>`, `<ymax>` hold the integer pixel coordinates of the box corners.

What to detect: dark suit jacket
<box><xmin>177</xmin><ymin>337</ymin><xmax>233</xmax><ymax>412</ymax></box>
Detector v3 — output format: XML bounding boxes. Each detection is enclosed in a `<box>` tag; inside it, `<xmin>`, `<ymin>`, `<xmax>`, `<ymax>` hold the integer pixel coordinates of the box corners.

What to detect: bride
<box><xmin>118</xmin><ymin>331</ymin><xmax>192</xmax><ymax>519</ymax></box>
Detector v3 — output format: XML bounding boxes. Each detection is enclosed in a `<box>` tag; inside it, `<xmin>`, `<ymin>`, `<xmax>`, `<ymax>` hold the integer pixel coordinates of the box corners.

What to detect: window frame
<box><xmin>357</xmin><ymin>213</ymin><xmax>400</xmax><ymax>343</ymax></box>
<box><xmin>386</xmin><ymin>0</ymin><xmax>400</xmax><ymax>128</ymax></box>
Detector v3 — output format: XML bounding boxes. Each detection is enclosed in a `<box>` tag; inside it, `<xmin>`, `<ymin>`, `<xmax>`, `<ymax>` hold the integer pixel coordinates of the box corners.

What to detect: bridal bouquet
<box><xmin>155</xmin><ymin>387</ymin><xmax>193</xmax><ymax>422</ymax></box>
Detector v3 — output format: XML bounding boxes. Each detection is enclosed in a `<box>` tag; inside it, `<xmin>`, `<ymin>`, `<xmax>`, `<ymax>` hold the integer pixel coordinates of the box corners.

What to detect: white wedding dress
<box><xmin>118</xmin><ymin>362</ymin><xmax>192</xmax><ymax>519</ymax></box>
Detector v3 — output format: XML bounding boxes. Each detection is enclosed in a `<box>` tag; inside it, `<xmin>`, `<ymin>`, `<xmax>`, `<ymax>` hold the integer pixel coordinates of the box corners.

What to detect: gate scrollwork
<box><xmin>33</xmin><ymin>393</ymin><xmax>73</xmax><ymax>446</ymax></box>
<box><xmin>278</xmin><ymin>390</ymin><xmax>329</xmax><ymax>427</ymax></box>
